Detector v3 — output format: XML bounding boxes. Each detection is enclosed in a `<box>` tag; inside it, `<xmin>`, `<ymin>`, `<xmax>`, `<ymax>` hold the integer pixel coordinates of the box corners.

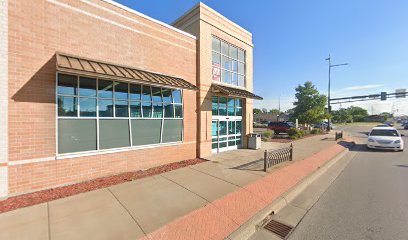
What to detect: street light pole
<box><xmin>325</xmin><ymin>55</ymin><xmax>348</xmax><ymax>131</ymax></box>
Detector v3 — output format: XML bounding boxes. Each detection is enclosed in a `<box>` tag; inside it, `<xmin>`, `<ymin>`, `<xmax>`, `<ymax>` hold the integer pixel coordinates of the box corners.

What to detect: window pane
<box><xmin>227</xmin><ymin>98</ymin><xmax>235</xmax><ymax>107</ymax></box>
<box><xmin>238</xmin><ymin>75</ymin><xmax>245</xmax><ymax>87</ymax></box>
<box><xmin>238</xmin><ymin>49</ymin><xmax>245</xmax><ymax>62</ymax></box>
<box><xmin>58</xmin><ymin>119</ymin><xmax>96</xmax><ymax>154</ymax></box>
<box><xmin>130</xmin><ymin>101</ymin><xmax>142</xmax><ymax>118</ymax></box>
<box><xmin>151</xmin><ymin>87</ymin><xmax>162</xmax><ymax>102</ymax></box>
<box><xmin>219</xmin><ymin>97</ymin><xmax>227</xmax><ymax>107</ymax></box>
<box><xmin>212</xmin><ymin>105</ymin><xmax>218</xmax><ymax>116</ymax></box>
<box><xmin>231</xmin><ymin>60</ymin><xmax>238</xmax><ymax>72</ymax></box>
<box><xmin>212</xmin><ymin>37</ymin><xmax>220</xmax><ymax>52</ymax></box>
<box><xmin>98</xmin><ymin>80</ymin><xmax>113</xmax><ymax>99</ymax></box>
<box><xmin>230</xmin><ymin>46</ymin><xmax>238</xmax><ymax>59</ymax></box>
<box><xmin>142</xmin><ymin>102</ymin><xmax>152</xmax><ymax>118</ymax></box>
<box><xmin>142</xmin><ymin>86</ymin><xmax>152</xmax><ymax>102</ymax></box>
<box><xmin>236</xmin><ymin>107</ymin><xmax>242</xmax><ymax>116</ymax></box>
<box><xmin>236</xmin><ymin>121</ymin><xmax>242</xmax><ymax>134</ymax></box>
<box><xmin>99</xmin><ymin>119</ymin><xmax>130</xmax><ymax>149</ymax></box>
<box><xmin>219</xmin><ymin>121</ymin><xmax>227</xmax><ymax>135</ymax></box>
<box><xmin>212</xmin><ymin>67</ymin><xmax>221</xmax><ymax>82</ymax></box>
<box><xmin>115</xmin><ymin>100</ymin><xmax>128</xmax><ymax>117</ymax></box>
<box><xmin>236</xmin><ymin>137</ymin><xmax>242</xmax><ymax>146</ymax></box>
<box><xmin>172</xmin><ymin>89</ymin><xmax>182</xmax><ymax>103</ymax></box>
<box><xmin>219</xmin><ymin>107</ymin><xmax>227</xmax><ymax>116</ymax></box>
<box><xmin>174</xmin><ymin>105</ymin><xmax>183</xmax><ymax>118</ymax></box>
<box><xmin>227</xmin><ymin>107</ymin><xmax>235</xmax><ymax>116</ymax></box>
<box><xmin>162</xmin><ymin>119</ymin><xmax>182</xmax><ymax>143</ymax></box>
<box><xmin>235</xmin><ymin>98</ymin><xmax>242</xmax><ymax>107</ymax></box>
<box><xmin>99</xmin><ymin>99</ymin><xmax>113</xmax><ymax>117</ymax></box>
<box><xmin>153</xmin><ymin>103</ymin><xmax>163</xmax><ymax>118</ymax></box>
<box><xmin>164</xmin><ymin>103</ymin><xmax>174</xmax><ymax>118</ymax></box>
<box><xmin>79</xmin><ymin>77</ymin><xmax>96</xmax><ymax>97</ymax></box>
<box><xmin>228</xmin><ymin>121</ymin><xmax>235</xmax><ymax>135</ymax></box>
<box><xmin>231</xmin><ymin>73</ymin><xmax>238</xmax><ymax>86</ymax></box>
<box><xmin>114</xmin><ymin>82</ymin><xmax>128</xmax><ymax>100</ymax></box>
<box><xmin>212</xmin><ymin>52</ymin><xmax>221</xmax><ymax>66</ymax></box>
<box><xmin>162</xmin><ymin>88</ymin><xmax>172</xmax><ymax>103</ymax></box>
<box><xmin>130</xmin><ymin>84</ymin><xmax>141</xmax><ymax>100</ymax></box>
<box><xmin>79</xmin><ymin>98</ymin><xmax>96</xmax><ymax>117</ymax></box>
<box><xmin>131</xmin><ymin>119</ymin><xmax>161</xmax><ymax>145</ymax></box>
<box><xmin>58</xmin><ymin>96</ymin><xmax>77</xmax><ymax>117</ymax></box>
<box><xmin>221</xmin><ymin>41</ymin><xmax>228</xmax><ymax>55</ymax></box>
<box><xmin>238</xmin><ymin>62</ymin><xmax>245</xmax><ymax>75</ymax></box>
<box><xmin>58</xmin><ymin>74</ymin><xmax>77</xmax><ymax>95</ymax></box>
<box><xmin>212</xmin><ymin>96</ymin><xmax>219</xmax><ymax>105</ymax></box>
<box><xmin>212</xmin><ymin>121</ymin><xmax>218</xmax><ymax>137</ymax></box>
<box><xmin>221</xmin><ymin>56</ymin><xmax>231</xmax><ymax>70</ymax></box>
<box><xmin>221</xmin><ymin>70</ymin><xmax>231</xmax><ymax>84</ymax></box>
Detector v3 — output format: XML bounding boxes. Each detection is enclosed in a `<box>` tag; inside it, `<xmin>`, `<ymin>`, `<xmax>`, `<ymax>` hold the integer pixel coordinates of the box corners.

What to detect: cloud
<box><xmin>337</xmin><ymin>84</ymin><xmax>383</xmax><ymax>92</ymax></box>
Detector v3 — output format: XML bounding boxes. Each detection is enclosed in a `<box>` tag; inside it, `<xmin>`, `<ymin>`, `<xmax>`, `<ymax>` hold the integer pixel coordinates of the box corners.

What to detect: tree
<box><xmin>253</xmin><ymin>108</ymin><xmax>263</xmax><ymax>114</ymax></box>
<box><xmin>292</xmin><ymin>81</ymin><xmax>328</xmax><ymax>124</ymax></box>
<box><xmin>348</xmin><ymin>106</ymin><xmax>369</xmax><ymax>122</ymax></box>
<box><xmin>332</xmin><ymin>108</ymin><xmax>352</xmax><ymax>123</ymax></box>
<box><xmin>269</xmin><ymin>109</ymin><xmax>282</xmax><ymax>115</ymax></box>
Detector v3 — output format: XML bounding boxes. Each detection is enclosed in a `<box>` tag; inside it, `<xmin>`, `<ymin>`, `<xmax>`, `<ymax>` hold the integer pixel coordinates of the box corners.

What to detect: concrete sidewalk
<box><xmin>0</xmin><ymin>133</ymin><xmax>347</xmax><ymax>240</ymax></box>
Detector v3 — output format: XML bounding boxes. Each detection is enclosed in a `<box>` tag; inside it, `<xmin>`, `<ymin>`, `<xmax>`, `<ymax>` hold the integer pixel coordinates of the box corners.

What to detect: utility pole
<box><xmin>325</xmin><ymin>55</ymin><xmax>348</xmax><ymax>131</ymax></box>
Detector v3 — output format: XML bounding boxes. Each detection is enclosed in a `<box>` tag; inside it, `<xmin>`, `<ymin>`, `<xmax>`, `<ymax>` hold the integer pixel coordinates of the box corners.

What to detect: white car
<box><xmin>367</xmin><ymin>127</ymin><xmax>404</xmax><ymax>151</ymax></box>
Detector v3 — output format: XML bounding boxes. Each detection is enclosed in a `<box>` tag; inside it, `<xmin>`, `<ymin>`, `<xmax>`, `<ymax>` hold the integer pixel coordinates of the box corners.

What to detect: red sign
<box><xmin>212</xmin><ymin>63</ymin><xmax>220</xmax><ymax>82</ymax></box>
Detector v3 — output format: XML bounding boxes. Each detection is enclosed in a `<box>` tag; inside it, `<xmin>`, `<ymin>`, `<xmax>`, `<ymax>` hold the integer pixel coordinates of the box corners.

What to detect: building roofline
<box><xmin>101</xmin><ymin>0</ymin><xmax>197</xmax><ymax>40</ymax></box>
<box><xmin>171</xmin><ymin>2</ymin><xmax>252</xmax><ymax>37</ymax></box>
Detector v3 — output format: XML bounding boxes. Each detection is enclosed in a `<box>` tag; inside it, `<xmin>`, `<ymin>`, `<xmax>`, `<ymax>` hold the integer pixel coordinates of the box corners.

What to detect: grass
<box><xmin>337</xmin><ymin>122</ymin><xmax>382</xmax><ymax>127</ymax></box>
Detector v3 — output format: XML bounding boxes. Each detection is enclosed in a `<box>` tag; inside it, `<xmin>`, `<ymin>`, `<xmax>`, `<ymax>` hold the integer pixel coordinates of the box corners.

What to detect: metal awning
<box><xmin>211</xmin><ymin>84</ymin><xmax>263</xmax><ymax>100</ymax></box>
<box><xmin>56</xmin><ymin>52</ymin><xmax>198</xmax><ymax>91</ymax></box>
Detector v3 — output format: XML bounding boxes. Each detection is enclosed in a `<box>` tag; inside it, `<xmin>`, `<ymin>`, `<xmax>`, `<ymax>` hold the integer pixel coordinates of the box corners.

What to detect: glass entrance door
<box><xmin>212</xmin><ymin>96</ymin><xmax>243</xmax><ymax>154</ymax></box>
<box><xmin>212</xmin><ymin>118</ymin><xmax>242</xmax><ymax>153</ymax></box>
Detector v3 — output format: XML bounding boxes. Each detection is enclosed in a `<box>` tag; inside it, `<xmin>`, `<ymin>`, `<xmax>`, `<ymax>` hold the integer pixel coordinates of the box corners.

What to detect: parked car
<box><xmin>367</xmin><ymin>126</ymin><xmax>404</xmax><ymax>151</ymax></box>
<box><xmin>404</xmin><ymin>123</ymin><xmax>408</xmax><ymax>130</ymax></box>
<box><xmin>384</xmin><ymin>121</ymin><xmax>394</xmax><ymax>127</ymax></box>
<box><xmin>376</xmin><ymin>124</ymin><xmax>390</xmax><ymax>127</ymax></box>
<box><xmin>314</xmin><ymin>122</ymin><xmax>335</xmax><ymax>130</ymax></box>
<box><xmin>268</xmin><ymin>121</ymin><xmax>295</xmax><ymax>134</ymax></box>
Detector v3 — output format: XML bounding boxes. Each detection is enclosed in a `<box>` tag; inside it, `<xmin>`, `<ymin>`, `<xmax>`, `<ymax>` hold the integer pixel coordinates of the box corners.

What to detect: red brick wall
<box><xmin>8</xmin><ymin>0</ymin><xmax>197</xmax><ymax>195</ymax></box>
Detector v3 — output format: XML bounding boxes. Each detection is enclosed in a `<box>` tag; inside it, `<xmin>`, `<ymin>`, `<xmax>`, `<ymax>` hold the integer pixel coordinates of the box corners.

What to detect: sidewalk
<box><xmin>0</xmin><ymin>133</ymin><xmax>350</xmax><ymax>240</ymax></box>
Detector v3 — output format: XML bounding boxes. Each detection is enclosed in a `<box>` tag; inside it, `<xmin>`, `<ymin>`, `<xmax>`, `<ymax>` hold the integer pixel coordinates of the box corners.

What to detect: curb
<box><xmin>228</xmin><ymin>146</ymin><xmax>351</xmax><ymax>240</ymax></box>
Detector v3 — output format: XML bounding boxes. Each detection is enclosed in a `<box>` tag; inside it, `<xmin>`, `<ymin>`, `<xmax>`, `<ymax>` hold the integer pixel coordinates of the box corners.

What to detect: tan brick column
<box><xmin>0</xmin><ymin>0</ymin><xmax>8</xmax><ymax>198</ymax></box>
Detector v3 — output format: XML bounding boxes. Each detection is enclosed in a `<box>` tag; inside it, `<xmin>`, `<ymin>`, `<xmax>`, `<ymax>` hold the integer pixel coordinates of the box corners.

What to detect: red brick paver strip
<box><xmin>143</xmin><ymin>140</ymin><xmax>350</xmax><ymax>240</ymax></box>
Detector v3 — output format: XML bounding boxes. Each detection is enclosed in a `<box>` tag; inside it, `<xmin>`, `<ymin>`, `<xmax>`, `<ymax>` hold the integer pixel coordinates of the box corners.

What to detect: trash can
<box><xmin>248</xmin><ymin>133</ymin><xmax>261</xmax><ymax>150</ymax></box>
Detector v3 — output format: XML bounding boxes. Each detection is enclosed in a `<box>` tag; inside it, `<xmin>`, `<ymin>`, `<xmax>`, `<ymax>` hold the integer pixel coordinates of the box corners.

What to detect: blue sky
<box><xmin>116</xmin><ymin>0</ymin><xmax>408</xmax><ymax>115</ymax></box>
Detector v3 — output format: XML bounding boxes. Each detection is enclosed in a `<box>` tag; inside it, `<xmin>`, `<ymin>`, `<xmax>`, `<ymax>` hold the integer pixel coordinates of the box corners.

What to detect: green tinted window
<box><xmin>131</xmin><ymin>120</ymin><xmax>161</xmax><ymax>145</ymax></box>
<box><xmin>99</xmin><ymin>119</ymin><xmax>130</xmax><ymax>149</ymax></box>
<box><xmin>162</xmin><ymin>120</ymin><xmax>182</xmax><ymax>143</ymax></box>
<box><xmin>58</xmin><ymin>119</ymin><xmax>96</xmax><ymax>153</ymax></box>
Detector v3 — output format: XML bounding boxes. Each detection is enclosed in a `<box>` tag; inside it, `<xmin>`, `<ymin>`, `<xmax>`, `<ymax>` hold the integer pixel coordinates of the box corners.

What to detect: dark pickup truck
<box><xmin>267</xmin><ymin>121</ymin><xmax>295</xmax><ymax>134</ymax></box>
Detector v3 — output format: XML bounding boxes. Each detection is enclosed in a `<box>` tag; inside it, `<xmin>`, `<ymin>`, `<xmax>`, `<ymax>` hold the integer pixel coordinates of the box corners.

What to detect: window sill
<box><xmin>56</xmin><ymin>141</ymin><xmax>184</xmax><ymax>160</ymax></box>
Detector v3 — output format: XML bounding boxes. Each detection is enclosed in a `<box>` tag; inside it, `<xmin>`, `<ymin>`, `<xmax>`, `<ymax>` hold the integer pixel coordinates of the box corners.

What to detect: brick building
<box><xmin>0</xmin><ymin>0</ymin><xmax>262</xmax><ymax>198</ymax></box>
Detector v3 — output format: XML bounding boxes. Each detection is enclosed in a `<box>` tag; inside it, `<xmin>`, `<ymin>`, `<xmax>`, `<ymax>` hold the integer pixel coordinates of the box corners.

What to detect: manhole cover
<box><xmin>263</xmin><ymin>219</ymin><xmax>293</xmax><ymax>239</ymax></box>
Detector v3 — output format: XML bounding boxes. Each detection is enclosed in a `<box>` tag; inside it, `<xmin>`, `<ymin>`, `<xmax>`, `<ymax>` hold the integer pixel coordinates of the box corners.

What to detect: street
<box><xmin>287</xmin><ymin>125</ymin><xmax>408</xmax><ymax>240</ymax></box>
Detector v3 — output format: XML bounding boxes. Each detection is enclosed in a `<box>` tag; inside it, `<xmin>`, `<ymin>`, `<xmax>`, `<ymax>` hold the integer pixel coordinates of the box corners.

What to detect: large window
<box><xmin>57</xmin><ymin>73</ymin><xmax>184</xmax><ymax>154</ymax></box>
<box><xmin>212</xmin><ymin>96</ymin><xmax>242</xmax><ymax>117</ymax></box>
<box><xmin>212</xmin><ymin>36</ymin><xmax>246</xmax><ymax>87</ymax></box>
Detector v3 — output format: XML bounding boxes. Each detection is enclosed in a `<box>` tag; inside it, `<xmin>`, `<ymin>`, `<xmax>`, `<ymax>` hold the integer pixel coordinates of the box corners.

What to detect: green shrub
<box><xmin>288</xmin><ymin>128</ymin><xmax>303</xmax><ymax>139</ymax></box>
<box><xmin>261</xmin><ymin>137</ymin><xmax>269</xmax><ymax>142</ymax></box>
<box><xmin>311</xmin><ymin>128</ymin><xmax>321</xmax><ymax>134</ymax></box>
<box><xmin>263</xmin><ymin>130</ymin><xmax>273</xmax><ymax>139</ymax></box>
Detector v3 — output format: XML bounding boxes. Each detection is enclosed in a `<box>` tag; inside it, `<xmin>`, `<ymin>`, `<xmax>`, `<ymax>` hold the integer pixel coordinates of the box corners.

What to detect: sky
<box><xmin>116</xmin><ymin>0</ymin><xmax>408</xmax><ymax>115</ymax></box>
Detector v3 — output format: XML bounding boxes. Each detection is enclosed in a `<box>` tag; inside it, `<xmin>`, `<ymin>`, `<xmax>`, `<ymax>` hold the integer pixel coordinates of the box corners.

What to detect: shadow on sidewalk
<box><xmin>230</xmin><ymin>159</ymin><xmax>265</xmax><ymax>171</ymax></box>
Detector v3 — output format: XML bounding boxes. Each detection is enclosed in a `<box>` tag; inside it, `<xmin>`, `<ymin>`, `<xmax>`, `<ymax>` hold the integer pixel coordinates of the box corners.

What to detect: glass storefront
<box><xmin>212</xmin><ymin>96</ymin><xmax>243</xmax><ymax>153</ymax></box>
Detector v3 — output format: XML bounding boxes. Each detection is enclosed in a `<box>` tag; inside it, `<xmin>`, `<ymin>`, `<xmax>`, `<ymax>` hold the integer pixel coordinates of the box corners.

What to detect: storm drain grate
<box><xmin>263</xmin><ymin>219</ymin><xmax>293</xmax><ymax>239</ymax></box>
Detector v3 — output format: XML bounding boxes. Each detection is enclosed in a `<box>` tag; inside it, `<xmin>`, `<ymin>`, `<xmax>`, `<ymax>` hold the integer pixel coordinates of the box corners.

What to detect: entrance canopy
<box><xmin>56</xmin><ymin>52</ymin><xmax>199</xmax><ymax>91</ymax></box>
<box><xmin>211</xmin><ymin>84</ymin><xmax>263</xmax><ymax>100</ymax></box>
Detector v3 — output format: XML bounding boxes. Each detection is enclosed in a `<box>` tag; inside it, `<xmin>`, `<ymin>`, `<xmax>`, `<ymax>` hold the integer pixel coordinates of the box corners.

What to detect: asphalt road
<box><xmin>287</xmin><ymin>125</ymin><xmax>408</xmax><ymax>240</ymax></box>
